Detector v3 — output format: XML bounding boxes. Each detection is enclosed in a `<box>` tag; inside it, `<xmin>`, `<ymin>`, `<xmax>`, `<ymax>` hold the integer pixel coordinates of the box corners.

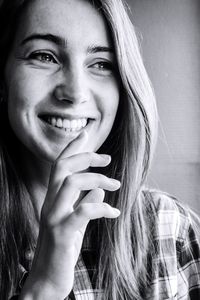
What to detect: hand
<box><xmin>20</xmin><ymin>132</ymin><xmax>121</xmax><ymax>300</ymax></box>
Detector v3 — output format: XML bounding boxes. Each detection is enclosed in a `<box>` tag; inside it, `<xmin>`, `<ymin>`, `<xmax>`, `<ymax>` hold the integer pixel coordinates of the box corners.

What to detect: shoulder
<box><xmin>144</xmin><ymin>188</ymin><xmax>192</xmax><ymax>215</ymax></box>
<box><xmin>143</xmin><ymin>189</ymin><xmax>200</xmax><ymax>244</ymax></box>
<box><xmin>143</xmin><ymin>190</ymin><xmax>200</xmax><ymax>299</ymax></box>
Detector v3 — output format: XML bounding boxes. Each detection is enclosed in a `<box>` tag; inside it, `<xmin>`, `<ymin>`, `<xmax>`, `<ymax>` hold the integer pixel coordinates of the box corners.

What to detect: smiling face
<box><xmin>5</xmin><ymin>0</ymin><xmax>120</xmax><ymax>162</ymax></box>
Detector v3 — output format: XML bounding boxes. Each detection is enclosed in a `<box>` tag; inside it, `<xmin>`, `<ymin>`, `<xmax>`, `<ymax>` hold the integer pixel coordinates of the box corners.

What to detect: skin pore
<box><xmin>5</xmin><ymin>0</ymin><xmax>120</xmax><ymax>220</ymax></box>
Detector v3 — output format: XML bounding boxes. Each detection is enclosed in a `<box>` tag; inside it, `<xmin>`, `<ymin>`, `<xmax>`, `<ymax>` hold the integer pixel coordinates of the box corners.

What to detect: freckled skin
<box><xmin>5</xmin><ymin>3</ymin><xmax>122</xmax><ymax>297</ymax></box>
<box><xmin>5</xmin><ymin>0</ymin><xmax>120</xmax><ymax>163</ymax></box>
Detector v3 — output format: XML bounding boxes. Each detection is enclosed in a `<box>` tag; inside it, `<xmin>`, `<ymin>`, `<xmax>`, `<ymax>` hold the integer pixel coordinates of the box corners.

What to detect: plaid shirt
<box><xmin>11</xmin><ymin>192</ymin><xmax>200</xmax><ymax>299</ymax></box>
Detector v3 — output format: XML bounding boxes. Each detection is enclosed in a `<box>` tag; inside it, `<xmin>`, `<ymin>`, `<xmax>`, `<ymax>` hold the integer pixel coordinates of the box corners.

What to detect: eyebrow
<box><xmin>87</xmin><ymin>45</ymin><xmax>114</xmax><ymax>54</ymax></box>
<box><xmin>20</xmin><ymin>33</ymin><xmax>67</xmax><ymax>47</ymax></box>
<box><xmin>20</xmin><ymin>33</ymin><xmax>114</xmax><ymax>54</ymax></box>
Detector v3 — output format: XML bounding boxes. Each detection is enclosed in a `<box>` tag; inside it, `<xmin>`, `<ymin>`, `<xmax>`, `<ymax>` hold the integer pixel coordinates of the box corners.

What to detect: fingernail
<box><xmin>112</xmin><ymin>208</ymin><xmax>121</xmax><ymax>217</ymax></box>
<box><xmin>100</xmin><ymin>154</ymin><xmax>111</xmax><ymax>163</ymax></box>
<box><xmin>111</xmin><ymin>179</ymin><xmax>121</xmax><ymax>188</ymax></box>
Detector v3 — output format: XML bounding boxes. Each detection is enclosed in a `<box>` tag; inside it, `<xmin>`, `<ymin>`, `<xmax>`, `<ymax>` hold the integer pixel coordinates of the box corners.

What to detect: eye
<box><xmin>92</xmin><ymin>61</ymin><xmax>113</xmax><ymax>72</ymax></box>
<box><xmin>29</xmin><ymin>52</ymin><xmax>57</xmax><ymax>64</ymax></box>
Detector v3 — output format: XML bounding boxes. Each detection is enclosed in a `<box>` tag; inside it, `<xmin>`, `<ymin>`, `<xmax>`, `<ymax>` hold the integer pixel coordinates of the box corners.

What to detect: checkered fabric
<box><xmin>10</xmin><ymin>192</ymin><xmax>200</xmax><ymax>299</ymax></box>
<box><xmin>145</xmin><ymin>193</ymin><xmax>200</xmax><ymax>299</ymax></box>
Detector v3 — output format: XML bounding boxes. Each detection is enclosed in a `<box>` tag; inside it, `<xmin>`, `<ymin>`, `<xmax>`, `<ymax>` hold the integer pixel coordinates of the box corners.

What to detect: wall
<box><xmin>127</xmin><ymin>0</ymin><xmax>200</xmax><ymax>212</ymax></box>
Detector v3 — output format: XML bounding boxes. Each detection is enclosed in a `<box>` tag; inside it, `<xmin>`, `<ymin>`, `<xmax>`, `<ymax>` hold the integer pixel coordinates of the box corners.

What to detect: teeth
<box><xmin>71</xmin><ymin>120</ymin><xmax>77</xmax><ymax>129</ymax></box>
<box><xmin>78</xmin><ymin>119</ymin><xmax>82</xmax><ymax>128</ymax></box>
<box><xmin>81</xmin><ymin>119</ymin><xmax>87</xmax><ymax>127</ymax></box>
<box><xmin>56</xmin><ymin>118</ymin><xmax>63</xmax><ymax>128</ymax></box>
<box><xmin>52</xmin><ymin>117</ymin><xmax>56</xmax><ymax>127</ymax></box>
<box><xmin>63</xmin><ymin>119</ymin><xmax>70</xmax><ymax>128</ymax></box>
<box><xmin>48</xmin><ymin>117</ymin><xmax>88</xmax><ymax>131</ymax></box>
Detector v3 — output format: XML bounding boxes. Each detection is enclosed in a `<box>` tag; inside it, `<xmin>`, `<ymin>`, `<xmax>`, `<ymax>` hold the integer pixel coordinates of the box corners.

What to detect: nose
<box><xmin>54</xmin><ymin>67</ymin><xmax>89</xmax><ymax>105</ymax></box>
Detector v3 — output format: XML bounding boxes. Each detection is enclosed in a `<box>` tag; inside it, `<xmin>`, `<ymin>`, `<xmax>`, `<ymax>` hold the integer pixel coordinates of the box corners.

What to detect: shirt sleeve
<box><xmin>177</xmin><ymin>211</ymin><xmax>200</xmax><ymax>299</ymax></box>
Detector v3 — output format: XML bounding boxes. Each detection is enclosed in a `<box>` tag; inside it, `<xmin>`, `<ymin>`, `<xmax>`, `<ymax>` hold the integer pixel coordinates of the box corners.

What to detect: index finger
<box><xmin>58</xmin><ymin>130</ymin><xmax>88</xmax><ymax>159</ymax></box>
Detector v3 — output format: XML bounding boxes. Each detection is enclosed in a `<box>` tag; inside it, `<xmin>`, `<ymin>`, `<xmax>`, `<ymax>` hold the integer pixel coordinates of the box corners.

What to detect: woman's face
<box><xmin>5</xmin><ymin>0</ymin><xmax>120</xmax><ymax>162</ymax></box>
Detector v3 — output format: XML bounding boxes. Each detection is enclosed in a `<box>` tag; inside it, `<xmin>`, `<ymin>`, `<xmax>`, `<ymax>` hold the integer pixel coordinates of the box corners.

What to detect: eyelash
<box><xmin>91</xmin><ymin>61</ymin><xmax>113</xmax><ymax>71</ymax></box>
<box><xmin>28</xmin><ymin>52</ymin><xmax>57</xmax><ymax>64</ymax></box>
<box><xmin>28</xmin><ymin>52</ymin><xmax>114</xmax><ymax>73</ymax></box>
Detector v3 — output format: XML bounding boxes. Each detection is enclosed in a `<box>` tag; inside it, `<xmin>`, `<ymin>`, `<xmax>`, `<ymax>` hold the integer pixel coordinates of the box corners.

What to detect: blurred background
<box><xmin>127</xmin><ymin>0</ymin><xmax>200</xmax><ymax>212</ymax></box>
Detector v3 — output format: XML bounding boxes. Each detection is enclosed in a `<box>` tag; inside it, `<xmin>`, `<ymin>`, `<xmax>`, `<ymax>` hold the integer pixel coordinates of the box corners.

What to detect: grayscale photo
<box><xmin>0</xmin><ymin>0</ymin><xmax>199</xmax><ymax>299</ymax></box>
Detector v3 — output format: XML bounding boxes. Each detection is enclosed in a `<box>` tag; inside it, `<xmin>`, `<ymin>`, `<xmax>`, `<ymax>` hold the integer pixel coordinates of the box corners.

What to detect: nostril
<box><xmin>54</xmin><ymin>85</ymin><xmax>87</xmax><ymax>104</ymax></box>
<box><xmin>53</xmin><ymin>70</ymin><xmax>90</xmax><ymax>104</ymax></box>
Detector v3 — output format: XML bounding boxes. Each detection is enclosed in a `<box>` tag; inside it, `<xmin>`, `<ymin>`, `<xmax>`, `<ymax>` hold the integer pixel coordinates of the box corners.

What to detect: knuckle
<box><xmin>76</xmin><ymin>204</ymin><xmax>89</xmax><ymax>218</ymax></box>
<box><xmin>84</xmin><ymin>152</ymin><xmax>98</xmax><ymax>163</ymax></box>
<box><xmin>95</xmin><ymin>187</ymin><xmax>104</xmax><ymax>193</ymax></box>
<box><xmin>84</xmin><ymin>152</ymin><xmax>93</xmax><ymax>163</ymax></box>
<box><xmin>53</xmin><ymin>158</ymin><xmax>70</xmax><ymax>173</ymax></box>
<box><xmin>85</xmin><ymin>152</ymin><xmax>91</xmax><ymax>159</ymax></box>
<box><xmin>96</xmin><ymin>188</ymin><xmax>105</xmax><ymax>198</ymax></box>
<box><xmin>95</xmin><ymin>173</ymin><xmax>104</xmax><ymax>181</ymax></box>
<box><xmin>40</xmin><ymin>209</ymin><xmax>55</xmax><ymax>228</ymax></box>
<box><xmin>55</xmin><ymin>159</ymin><xmax>64</xmax><ymax>170</ymax></box>
<box><xmin>64</xmin><ymin>174</ymin><xmax>75</xmax><ymax>186</ymax></box>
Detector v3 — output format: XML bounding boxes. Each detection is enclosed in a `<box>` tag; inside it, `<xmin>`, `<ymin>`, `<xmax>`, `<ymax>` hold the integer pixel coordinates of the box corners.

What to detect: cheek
<box><xmin>6</xmin><ymin>73</ymin><xmax>50</xmax><ymax>127</ymax></box>
<box><xmin>103</xmin><ymin>106</ymin><xmax>118</xmax><ymax>131</ymax></box>
<box><xmin>7</xmin><ymin>80</ymin><xmax>32</xmax><ymax>130</ymax></box>
<box><xmin>5</xmin><ymin>60</ymin><xmax>49</xmax><ymax>108</ymax></box>
<box><xmin>100</xmin><ymin>80</ymin><xmax>120</xmax><ymax>125</ymax></box>
<box><xmin>6</xmin><ymin>72</ymin><xmax>41</xmax><ymax>134</ymax></box>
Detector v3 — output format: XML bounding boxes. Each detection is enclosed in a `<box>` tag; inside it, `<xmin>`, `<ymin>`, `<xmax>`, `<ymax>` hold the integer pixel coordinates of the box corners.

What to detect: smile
<box><xmin>40</xmin><ymin>115</ymin><xmax>89</xmax><ymax>132</ymax></box>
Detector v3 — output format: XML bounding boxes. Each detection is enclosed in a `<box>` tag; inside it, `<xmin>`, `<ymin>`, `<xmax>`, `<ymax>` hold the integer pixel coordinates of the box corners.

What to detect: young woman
<box><xmin>0</xmin><ymin>0</ymin><xmax>199</xmax><ymax>299</ymax></box>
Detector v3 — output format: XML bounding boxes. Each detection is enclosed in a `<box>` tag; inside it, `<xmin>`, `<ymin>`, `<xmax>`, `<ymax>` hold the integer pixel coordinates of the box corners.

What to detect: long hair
<box><xmin>0</xmin><ymin>0</ymin><xmax>158</xmax><ymax>299</ymax></box>
<box><xmin>0</xmin><ymin>1</ymin><xmax>41</xmax><ymax>298</ymax></box>
<box><xmin>93</xmin><ymin>1</ymin><xmax>158</xmax><ymax>299</ymax></box>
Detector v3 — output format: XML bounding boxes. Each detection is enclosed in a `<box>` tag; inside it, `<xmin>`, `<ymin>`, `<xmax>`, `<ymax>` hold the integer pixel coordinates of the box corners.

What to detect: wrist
<box><xmin>19</xmin><ymin>275</ymin><xmax>70</xmax><ymax>300</ymax></box>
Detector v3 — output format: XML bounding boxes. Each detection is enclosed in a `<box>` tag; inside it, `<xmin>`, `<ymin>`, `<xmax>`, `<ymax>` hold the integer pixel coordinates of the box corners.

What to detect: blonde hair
<box><xmin>0</xmin><ymin>0</ymin><xmax>158</xmax><ymax>298</ymax></box>
<box><xmin>91</xmin><ymin>0</ymin><xmax>158</xmax><ymax>299</ymax></box>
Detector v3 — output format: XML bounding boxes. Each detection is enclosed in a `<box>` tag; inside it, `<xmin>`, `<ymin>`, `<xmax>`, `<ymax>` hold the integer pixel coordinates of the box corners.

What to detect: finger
<box><xmin>49</xmin><ymin>153</ymin><xmax>111</xmax><ymax>195</ymax></box>
<box><xmin>74</xmin><ymin>188</ymin><xmax>105</xmax><ymax>209</ymax></box>
<box><xmin>55</xmin><ymin>172</ymin><xmax>120</xmax><ymax>212</ymax></box>
<box><xmin>45</xmin><ymin>189</ymin><xmax>104</xmax><ymax>226</ymax></box>
<box><xmin>58</xmin><ymin>153</ymin><xmax>111</xmax><ymax>172</ymax></box>
<box><xmin>58</xmin><ymin>130</ymin><xmax>88</xmax><ymax>159</ymax></box>
<box><xmin>65</xmin><ymin>202</ymin><xmax>120</xmax><ymax>233</ymax></box>
<box><xmin>48</xmin><ymin>175</ymin><xmax>120</xmax><ymax>223</ymax></box>
<box><xmin>73</xmin><ymin>188</ymin><xmax>105</xmax><ymax>236</ymax></box>
<box><xmin>48</xmin><ymin>131</ymin><xmax>88</xmax><ymax>193</ymax></box>
<box><xmin>62</xmin><ymin>173</ymin><xmax>121</xmax><ymax>192</ymax></box>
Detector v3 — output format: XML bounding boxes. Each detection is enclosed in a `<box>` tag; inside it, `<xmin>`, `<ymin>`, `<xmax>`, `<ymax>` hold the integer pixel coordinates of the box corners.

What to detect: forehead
<box><xmin>16</xmin><ymin>0</ymin><xmax>112</xmax><ymax>48</ymax></box>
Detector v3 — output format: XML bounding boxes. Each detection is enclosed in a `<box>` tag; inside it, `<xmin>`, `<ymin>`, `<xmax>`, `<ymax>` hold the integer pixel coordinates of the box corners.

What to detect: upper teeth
<box><xmin>47</xmin><ymin>117</ymin><xmax>87</xmax><ymax>131</ymax></box>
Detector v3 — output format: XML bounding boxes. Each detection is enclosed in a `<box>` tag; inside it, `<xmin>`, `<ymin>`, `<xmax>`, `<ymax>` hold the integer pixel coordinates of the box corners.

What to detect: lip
<box><xmin>38</xmin><ymin>112</ymin><xmax>96</xmax><ymax>120</ymax></box>
<box><xmin>38</xmin><ymin>114</ymin><xmax>94</xmax><ymax>138</ymax></box>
